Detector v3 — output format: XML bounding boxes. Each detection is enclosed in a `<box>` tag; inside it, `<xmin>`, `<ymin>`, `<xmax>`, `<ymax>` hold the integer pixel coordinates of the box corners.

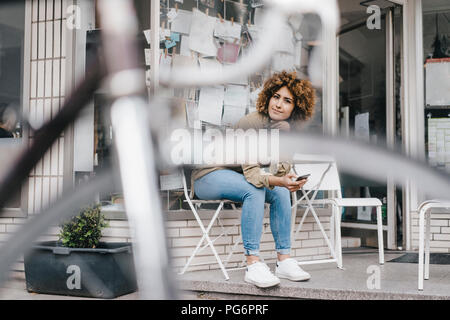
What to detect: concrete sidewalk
<box><xmin>176</xmin><ymin>249</ymin><xmax>450</xmax><ymax>300</ymax></box>
<box><xmin>0</xmin><ymin>271</ymin><xmax>139</xmax><ymax>300</ymax></box>
<box><xmin>1</xmin><ymin>249</ymin><xmax>449</xmax><ymax>300</ymax></box>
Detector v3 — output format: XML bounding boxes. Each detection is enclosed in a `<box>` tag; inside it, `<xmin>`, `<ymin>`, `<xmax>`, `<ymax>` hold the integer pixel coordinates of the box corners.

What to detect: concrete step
<box><xmin>176</xmin><ymin>252</ymin><xmax>450</xmax><ymax>300</ymax></box>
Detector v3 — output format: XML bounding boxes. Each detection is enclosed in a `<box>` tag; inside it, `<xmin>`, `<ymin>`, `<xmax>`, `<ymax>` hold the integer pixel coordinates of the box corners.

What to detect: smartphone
<box><xmin>295</xmin><ymin>174</ymin><xmax>310</xmax><ymax>181</ymax></box>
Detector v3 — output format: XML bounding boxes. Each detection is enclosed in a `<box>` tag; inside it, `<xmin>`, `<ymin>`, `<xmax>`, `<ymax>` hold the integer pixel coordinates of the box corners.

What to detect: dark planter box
<box><xmin>24</xmin><ymin>241</ymin><xmax>137</xmax><ymax>299</ymax></box>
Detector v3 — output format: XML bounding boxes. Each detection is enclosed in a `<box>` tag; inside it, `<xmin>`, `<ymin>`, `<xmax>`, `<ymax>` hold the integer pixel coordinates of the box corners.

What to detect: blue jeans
<box><xmin>194</xmin><ymin>169</ymin><xmax>292</xmax><ymax>256</ymax></box>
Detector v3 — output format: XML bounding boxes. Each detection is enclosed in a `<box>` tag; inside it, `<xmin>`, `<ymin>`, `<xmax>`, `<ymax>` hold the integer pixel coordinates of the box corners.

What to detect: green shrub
<box><xmin>59</xmin><ymin>204</ymin><xmax>108</xmax><ymax>248</ymax></box>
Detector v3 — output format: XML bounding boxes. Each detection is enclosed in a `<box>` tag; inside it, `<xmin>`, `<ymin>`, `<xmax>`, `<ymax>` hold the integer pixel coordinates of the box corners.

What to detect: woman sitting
<box><xmin>192</xmin><ymin>71</ymin><xmax>316</xmax><ymax>288</ymax></box>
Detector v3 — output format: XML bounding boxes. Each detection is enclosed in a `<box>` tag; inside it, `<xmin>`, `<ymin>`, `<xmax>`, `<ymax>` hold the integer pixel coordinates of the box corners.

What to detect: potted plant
<box><xmin>24</xmin><ymin>204</ymin><xmax>137</xmax><ymax>299</ymax></box>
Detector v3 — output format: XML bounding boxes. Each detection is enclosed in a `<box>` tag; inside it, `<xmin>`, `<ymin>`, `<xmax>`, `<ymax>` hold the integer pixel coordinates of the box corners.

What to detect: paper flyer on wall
<box><xmin>214</xmin><ymin>19</ymin><xmax>242</xmax><ymax>41</ymax></box>
<box><xmin>355</xmin><ymin>112</ymin><xmax>370</xmax><ymax>142</ymax></box>
<box><xmin>172</xmin><ymin>54</ymin><xmax>198</xmax><ymax>70</ymax></box>
<box><xmin>170</xmin><ymin>9</ymin><xmax>192</xmax><ymax>34</ymax></box>
<box><xmin>217</xmin><ymin>42</ymin><xmax>240</xmax><ymax>64</ymax></box>
<box><xmin>167</xmin><ymin>8</ymin><xmax>178</xmax><ymax>23</ymax></box>
<box><xmin>159</xmin><ymin>51</ymin><xmax>172</xmax><ymax>74</ymax></box>
<box><xmin>222</xmin><ymin>105</ymin><xmax>246</xmax><ymax>127</ymax></box>
<box><xmin>272</xmin><ymin>52</ymin><xmax>296</xmax><ymax>72</ymax></box>
<box><xmin>143</xmin><ymin>29</ymin><xmax>151</xmax><ymax>44</ymax></box>
<box><xmin>198</xmin><ymin>86</ymin><xmax>224</xmax><ymax>126</ymax></box>
<box><xmin>199</xmin><ymin>57</ymin><xmax>223</xmax><ymax>73</ymax></box>
<box><xmin>278</xmin><ymin>22</ymin><xmax>295</xmax><ymax>54</ymax></box>
<box><xmin>224</xmin><ymin>85</ymin><xmax>249</xmax><ymax>107</ymax></box>
<box><xmin>189</xmin><ymin>8</ymin><xmax>217</xmax><ymax>57</ymax></box>
<box><xmin>160</xmin><ymin>28</ymin><xmax>171</xmax><ymax>42</ymax></box>
<box><xmin>179</xmin><ymin>35</ymin><xmax>192</xmax><ymax>57</ymax></box>
<box><xmin>185</xmin><ymin>100</ymin><xmax>199</xmax><ymax>128</ymax></box>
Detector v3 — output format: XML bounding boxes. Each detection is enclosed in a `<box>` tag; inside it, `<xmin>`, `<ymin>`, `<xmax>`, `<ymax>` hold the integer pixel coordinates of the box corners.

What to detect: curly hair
<box><xmin>256</xmin><ymin>71</ymin><xmax>316</xmax><ymax>122</ymax></box>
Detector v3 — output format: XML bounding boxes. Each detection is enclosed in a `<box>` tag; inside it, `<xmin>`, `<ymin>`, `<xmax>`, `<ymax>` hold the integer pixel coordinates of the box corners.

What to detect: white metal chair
<box><xmin>417</xmin><ymin>199</ymin><xmax>450</xmax><ymax>291</ymax></box>
<box><xmin>291</xmin><ymin>154</ymin><xmax>385</xmax><ymax>269</ymax></box>
<box><xmin>178</xmin><ymin>169</ymin><xmax>244</xmax><ymax>280</ymax></box>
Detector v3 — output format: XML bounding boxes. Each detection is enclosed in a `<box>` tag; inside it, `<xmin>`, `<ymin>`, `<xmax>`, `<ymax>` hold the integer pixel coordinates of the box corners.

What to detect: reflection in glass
<box><xmin>339</xmin><ymin>10</ymin><xmax>387</xmax><ymax>224</ymax></box>
<box><xmin>0</xmin><ymin>1</ymin><xmax>25</xmax><ymax>139</ymax></box>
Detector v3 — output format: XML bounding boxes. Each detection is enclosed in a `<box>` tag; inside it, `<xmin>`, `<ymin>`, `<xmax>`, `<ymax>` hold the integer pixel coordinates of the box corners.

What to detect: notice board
<box><xmin>425</xmin><ymin>59</ymin><xmax>450</xmax><ymax>107</ymax></box>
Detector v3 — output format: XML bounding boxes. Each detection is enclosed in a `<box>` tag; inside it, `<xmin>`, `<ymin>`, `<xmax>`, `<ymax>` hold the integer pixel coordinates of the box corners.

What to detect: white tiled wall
<box><xmin>0</xmin><ymin>0</ymin><xmax>70</xmax><ymax>271</ymax></box>
<box><xmin>28</xmin><ymin>0</ymin><xmax>67</xmax><ymax>216</ymax></box>
<box><xmin>411</xmin><ymin>210</ymin><xmax>450</xmax><ymax>253</ymax></box>
<box><xmin>168</xmin><ymin>210</ymin><xmax>334</xmax><ymax>273</ymax></box>
<box><xmin>0</xmin><ymin>1</ymin><xmax>135</xmax><ymax>273</ymax></box>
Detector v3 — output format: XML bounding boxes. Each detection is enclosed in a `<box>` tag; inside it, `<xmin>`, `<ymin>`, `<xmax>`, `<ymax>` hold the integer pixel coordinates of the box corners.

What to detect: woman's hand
<box><xmin>270</xmin><ymin>120</ymin><xmax>290</xmax><ymax>131</ymax></box>
<box><xmin>280</xmin><ymin>173</ymin><xmax>307</xmax><ymax>192</ymax></box>
<box><xmin>268</xmin><ymin>173</ymin><xmax>308</xmax><ymax>192</ymax></box>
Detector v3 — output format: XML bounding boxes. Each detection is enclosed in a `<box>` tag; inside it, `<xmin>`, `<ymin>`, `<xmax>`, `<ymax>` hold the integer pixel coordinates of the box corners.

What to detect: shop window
<box><xmin>0</xmin><ymin>1</ymin><xmax>25</xmax><ymax>139</ymax></box>
<box><xmin>87</xmin><ymin>1</ymin><xmax>150</xmax><ymax>211</ymax></box>
<box><xmin>423</xmin><ymin>3</ymin><xmax>450</xmax><ymax>174</ymax></box>
<box><xmin>89</xmin><ymin>0</ymin><xmax>324</xmax><ymax>212</ymax></box>
<box><xmin>0</xmin><ymin>1</ymin><xmax>25</xmax><ymax>213</ymax></box>
<box><xmin>338</xmin><ymin>0</ymin><xmax>389</xmax><ymax>226</ymax></box>
<box><xmin>154</xmin><ymin>0</ymin><xmax>324</xmax><ymax>210</ymax></box>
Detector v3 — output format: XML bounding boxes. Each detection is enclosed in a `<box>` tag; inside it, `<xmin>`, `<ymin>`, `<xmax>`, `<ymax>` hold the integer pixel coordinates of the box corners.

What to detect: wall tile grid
<box><xmin>0</xmin><ymin>0</ymin><xmax>66</xmax><ymax>271</ymax></box>
<box><xmin>411</xmin><ymin>210</ymin><xmax>450</xmax><ymax>253</ymax></box>
<box><xmin>28</xmin><ymin>0</ymin><xmax>66</xmax><ymax>218</ymax></box>
<box><xmin>0</xmin><ymin>0</ymin><xmax>125</xmax><ymax>271</ymax></box>
<box><xmin>167</xmin><ymin>210</ymin><xmax>334</xmax><ymax>273</ymax></box>
<box><xmin>0</xmin><ymin>1</ymin><xmax>131</xmax><ymax>272</ymax></box>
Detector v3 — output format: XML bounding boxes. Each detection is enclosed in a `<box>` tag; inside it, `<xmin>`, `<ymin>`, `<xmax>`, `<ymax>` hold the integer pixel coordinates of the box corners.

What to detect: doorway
<box><xmin>337</xmin><ymin>0</ymin><xmax>404</xmax><ymax>250</ymax></box>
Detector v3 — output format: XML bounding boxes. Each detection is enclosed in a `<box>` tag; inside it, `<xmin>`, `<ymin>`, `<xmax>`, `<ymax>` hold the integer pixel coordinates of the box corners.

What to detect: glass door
<box><xmin>0</xmin><ymin>0</ymin><xmax>26</xmax><ymax>215</ymax></box>
<box><xmin>337</xmin><ymin>0</ymin><xmax>403</xmax><ymax>250</ymax></box>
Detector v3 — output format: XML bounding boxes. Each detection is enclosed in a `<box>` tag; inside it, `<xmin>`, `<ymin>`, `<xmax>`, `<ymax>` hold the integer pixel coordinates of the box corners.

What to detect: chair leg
<box><xmin>292</xmin><ymin>189</ymin><xmax>312</xmax><ymax>240</ymax></box>
<box><xmin>418</xmin><ymin>208</ymin><xmax>426</xmax><ymax>291</ymax></box>
<box><xmin>425</xmin><ymin>210</ymin><xmax>431</xmax><ymax>280</ymax></box>
<box><xmin>223</xmin><ymin>234</ymin><xmax>242</xmax><ymax>268</ymax></box>
<box><xmin>293</xmin><ymin>205</ymin><xmax>311</xmax><ymax>241</ymax></box>
<box><xmin>180</xmin><ymin>202</ymin><xmax>230</xmax><ymax>280</ymax></box>
<box><xmin>309</xmin><ymin>203</ymin><xmax>337</xmax><ymax>261</ymax></box>
<box><xmin>376</xmin><ymin>206</ymin><xmax>384</xmax><ymax>265</ymax></box>
<box><xmin>334</xmin><ymin>205</ymin><xmax>343</xmax><ymax>269</ymax></box>
<box><xmin>205</xmin><ymin>231</ymin><xmax>230</xmax><ymax>280</ymax></box>
<box><xmin>290</xmin><ymin>201</ymin><xmax>298</xmax><ymax>238</ymax></box>
<box><xmin>204</xmin><ymin>202</ymin><xmax>229</xmax><ymax>280</ymax></box>
<box><xmin>180</xmin><ymin>232</ymin><xmax>207</xmax><ymax>276</ymax></box>
<box><xmin>330</xmin><ymin>207</ymin><xmax>335</xmax><ymax>256</ymax></box>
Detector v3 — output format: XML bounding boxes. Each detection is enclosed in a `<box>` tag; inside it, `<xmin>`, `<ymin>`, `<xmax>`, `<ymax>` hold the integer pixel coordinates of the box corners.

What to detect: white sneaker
<box><xmin>244</xmin><ymin>262</ymin><xmax>280</xmax><ymax>288</ymax></box>
<box><xmin>275</xmin><ymin>258</ymin><xmax>311</xmax><ymax>281</ymax></box>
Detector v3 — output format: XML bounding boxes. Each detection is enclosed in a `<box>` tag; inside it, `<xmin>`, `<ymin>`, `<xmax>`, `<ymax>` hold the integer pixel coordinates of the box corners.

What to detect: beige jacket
<box><xmin>191</xmin><ymin>111</ymin><xmax>293</xmax><ymax>192</ymax></box>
